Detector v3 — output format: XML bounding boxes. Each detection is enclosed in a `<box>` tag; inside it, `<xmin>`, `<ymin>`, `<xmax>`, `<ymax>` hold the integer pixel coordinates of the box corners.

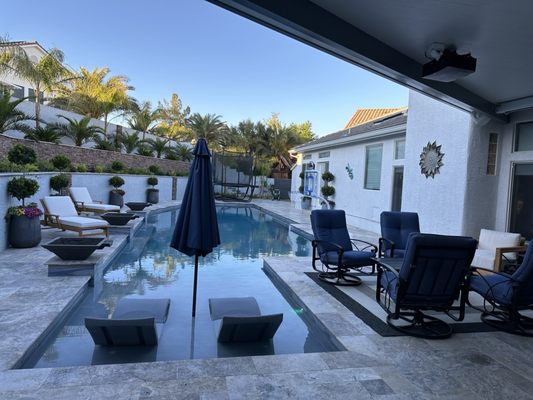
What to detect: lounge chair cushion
<box><xmin>112</xmin><ymin>298</ymin><xmax>170</xmax><ymax>323</ymax></box>
<box><xmin>472</xmin><ymin>229</ymin><xmax>521</xmax><ymax>269</ymax></box>
<box><xmin>208</xmin><ymin>297</ymin><xmax>283</xmax><ymax>343</ymax></box>
<box><xmin>44</xmin><ymin>196</ymin><xmax>79</xmax><ymax>217</ymax></box>
<box><xmin>58</xmin><ymin>216</ymin><xmax>109</xmax><ymax>229</ymax></box>
<box><xmin>70</xmin><ymin>187</ymin><xmax>93</xmax><ymax>204</ymax></box>
<box><xmin>469</xmin><ymin>274</ymin><xmax>513</xmax><ymax>305</ymax></box>
<box><xmin>320</xmin><ymin>250</ymin><xmax>376</xmax><ymax>267</ymax></box>
<box><xmin>83</xmin><ymin>203</ymin><xmax>121</xmax><ymax>212</ymax></box>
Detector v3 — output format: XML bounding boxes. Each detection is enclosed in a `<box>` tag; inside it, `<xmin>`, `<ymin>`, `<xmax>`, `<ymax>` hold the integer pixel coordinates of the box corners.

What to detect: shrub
<box><xmin>50</xmin><ymin>174</ymin><xmax>70</xmax><ymax>193</ymax></box>
<box><xmin>7</xmin><ymin>177</ymin><xmax>39</xmax><ymax>205</ymax></box>
<box><xmin>322</xmin><ymin>171</ymin><xmax>335</xmax><ymax>183</ymax></box>
<box><xmin>148</xmin><ymin>165</ymin><xmax>162</xmax><ymax>175</ymax></box>
<box><xmin>50</xmin><ymin>155</ymin><xmax>71</xmax><ymax>171</ymax></box>
<box><xmin>110</xmin><ymin>160</ymin><xmax>125</xmax><ymax>172</ymax></box>
<box><xmin>76</xmin><ymin>163</ymin><xmax>88</xmax><ymax>172</ymax></box>
<box><xmin>127</xmin><ymin>167</ymin><xmax>147</xmax><ymax>175</ymax></box>
<box><xmin>0</xmin><ymin>158</ymin><xmax>26</xmax><ymax>173</ymax></box>
<box><xmin>36</xmin><ymin>159</ymin><xmax>56</xmax><ymax>172</ymax></box>
<box><xmin>298</xmin><ymin>185</ymin><xmax>304</xmax><ymax>194</ymax></box>
<box><xmin>176</xmin><ymin>170</ymin><xmax>189</xmax><ymax>177</ymax></box>
<box><xmin>321</xmin><ymin>185</ymin><xmax>335</xmax><ymax>197</ymax></box>
<box><xmin>94</xmin><ymin>164</ymin><xmax>105</xmax><ymax>173</ymax></box>
<box><xmin>8</xmin><ymin>144</ymin><xmax>37</xmax><ymax>165</ymax></box>
<box><xmin>299</xmin><ymin>171</ymin><xmax>304</xmax><ymax>179</ymax></box>
<box><xmin>147</xmin><ymin>176</ymin><xmax>158</xmax><ymax>187</ymax></box>
<box><xmin>109</xmin><ymin>176</ymin><xmax>125</xmax><ymax>189</ymax></box>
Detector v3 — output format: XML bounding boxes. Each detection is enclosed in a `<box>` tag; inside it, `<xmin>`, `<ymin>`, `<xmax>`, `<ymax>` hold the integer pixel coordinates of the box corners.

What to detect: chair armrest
<box><xmin>93</xmin><ymin>200</ymin><xmax>103</xmax><ymax>204</ymax></box>
<box><xmin>312</xmin><ymin>239</ymin><xmax>344</xmax><ymax>253</ymax></box>
<box><xmin>350</xmin><ymin>238</ymin><xmax>377</xmax><ymax>253</ymax></box>
<box><xmin>378</xmin><ymin>237</ymin><xmax>395</xmax><ymax>257</ymax></box>
<box><xmin>73</xmin><ymin>201</ymin><xmax>85</xmax><ymax>208</ymax></box>
<box><xmin>494</xmin><ymin>245</ymin><xmax>527</xmax><ymax>271</ymax></box>
<box><xmin>470</xmin><ymin>266</ymin><xmax>512</xmax><ymax>278</ymax></box>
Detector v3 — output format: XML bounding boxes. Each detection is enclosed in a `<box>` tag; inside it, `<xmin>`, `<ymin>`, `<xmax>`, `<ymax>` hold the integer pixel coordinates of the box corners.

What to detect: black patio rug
<box><xmin>305</xmin><ymin>272</ymin><xmax>496</xmax><ymax>337</ymax></box>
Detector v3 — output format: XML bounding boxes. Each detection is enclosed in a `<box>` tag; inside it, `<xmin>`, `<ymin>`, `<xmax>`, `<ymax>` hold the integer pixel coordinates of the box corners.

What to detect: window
<box><xmin>303</xmin><ymin>154</ymin><xmax>312</xmax><ymax>160</ymax></box>
<box><xmin>394</xmin><ymin>139</ymin><xmax>405</xmax><ymax>160</ymax></box>
<box><xmin>12</xmin><ymin>85</ymin><xmax>24</xmax><ymax>99</ymax></box>
<box><xmin>318</xmin><ymin>151</ymin><xmax>330</xmax><ymax>158</ymax></box>
<box><xmin>486</xmin><ymin>133</ymin><xmax>498</xmax><ymax>175</ymax></box>
<box><xmin>365</xmin><ymin>144</ymin><xmax>383</xmax><ymax>190</ymax></box>
<box><xmin>515</xmin><ymin>122</ymin><xmax>533</xmax><ymax>151</ymax></box>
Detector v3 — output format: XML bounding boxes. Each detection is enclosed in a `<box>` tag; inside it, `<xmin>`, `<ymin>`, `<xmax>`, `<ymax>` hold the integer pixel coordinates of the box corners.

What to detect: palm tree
<box><xmin>51</xmin><ymin>67</ymin><xmax>135</xmax><ymax>137</ymax></box>
<box><xmin>156</xmin><ymin>93</ymin><xmax>190</xmax><ymax>141</ymax></box>
<box><xmin>186</xmin><ymin>113</ymin><xmax>228</xmax><ymax>149</ymax></box>
<box><xmin>144</xmin><ymin>137</ymin><xmax>169</xmax><ymax>158</ymax></box>
<box><xmin>24</xmin><ymin>125</ymin><xmax>61</xmax><ymax>144</ymax></box>
<box><xmin>121</xmin><ymin>131</ymin><xmax>142</xmax><ymax>154</ymax></box>
<box><xmin>174</xmin><ymin>143</ymin><xmax>193</xmax><ymax>161</ymax></box>
<box><xmin>53</xmin><ymin>115</ymin><xmax>103</xmax><ymax>146</ymax></box>
<box><xmin>6</xmin><ymin>47</ymin><xmax>72</xmax><ymax>128</ymax></box>
<box><xmin>136</xmin><ymin>145</ymin><xmax>154</xmax><ymax>157</ymax></box>
<box><xmin>128</xmin><ymin>101</ymin><xmax>158</xmax><ymax>141</ymax></box>
<box><xmin>0</xmin><ymin>93</ymin><xmax>34</xmax><ymax>135</ymax></box>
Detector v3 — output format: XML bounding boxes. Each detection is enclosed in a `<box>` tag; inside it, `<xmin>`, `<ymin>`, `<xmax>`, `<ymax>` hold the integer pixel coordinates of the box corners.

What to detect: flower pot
<box><xmin>146</xmin><ymin>188</ymin><xmax>159</xmax><ymax>204</ymax></box>
<box><xmin>100</xmin><ymin>212</ymin><xmax>139</xmax><ymax>226</ymax></box>
<box><xmin>109</xmin><ymin>191</ymin><xmax>124</xmax><ymax>207</ymax></box>
<box><xmin>301</xmin><ymin>196</ymin><xmax>312</xmax><ymax>210</ymax></box>
<box><xmin>8</xmin><ymin>215</ymin><xmax>41</xmax><ymax>248</ymax></box>
<box><xmin>125</xmin><ymin>202</ymin><xmax>151</xmax><ymax>211</ymax></box>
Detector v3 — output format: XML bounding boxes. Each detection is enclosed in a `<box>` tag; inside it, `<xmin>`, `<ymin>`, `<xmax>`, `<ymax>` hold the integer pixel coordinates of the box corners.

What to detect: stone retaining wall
<box><xmin>0</xmin><ymin>136</ymin><xmax>189</xmax><ymax>174</ymax></box>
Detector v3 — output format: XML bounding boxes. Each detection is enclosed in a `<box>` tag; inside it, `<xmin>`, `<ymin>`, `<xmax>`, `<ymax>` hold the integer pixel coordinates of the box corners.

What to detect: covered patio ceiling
<box><xmin>208</xmin><ymin>0</ymin><xmax>533</xmax><ymax>121</ymax></box>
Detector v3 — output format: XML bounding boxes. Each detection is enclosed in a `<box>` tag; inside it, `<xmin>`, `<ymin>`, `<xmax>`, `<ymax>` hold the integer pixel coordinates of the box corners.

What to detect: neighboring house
<box><xmin>0</xmin><ymin>41</ymin><xmax>50</xmax><ymax>102</ymax></box>
<box><xmin>292</xmin><ymin>91</ymin><xmax>533</xmax><ymax>242</ymax></box>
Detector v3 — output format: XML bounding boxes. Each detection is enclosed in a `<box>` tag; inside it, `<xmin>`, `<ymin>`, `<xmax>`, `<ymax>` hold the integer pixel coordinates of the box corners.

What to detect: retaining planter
<box><xmin>109</xmin><ymin>191</ymin><xmax>125</xmax><ymax>207</ymax></box>
<box><xmin>42</xmin><ymin>237</ymin><xmax>112</xmax><ymax>260</ymax></box>
<box><xmin>147</xmin><ymin>188</ymin><xmax>159</xmax><ymax>204</ymax></box>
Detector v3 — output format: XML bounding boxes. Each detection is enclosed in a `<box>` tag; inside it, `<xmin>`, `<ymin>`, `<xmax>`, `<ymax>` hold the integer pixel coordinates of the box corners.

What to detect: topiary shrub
<box><xmin>147</xmin><ymin>176</ymin><xmax>158</xmax><ymax>187</ymax></box>
<box><xmin>50</xmin><ymin>155</ymin><xmax>71</xmax><ymax>171</ymax></box>
<box><xmin>321</xmin><ymin>185</ymin><xmax>335</xmax><ymax>198</ymax></box>
<box><xmin>8</xmin><ymin>144</ymin><xmax>36</xmax><ymax>165</ymax></box>
<box><xmin>148</xmin><ymin>165</ymin><xmax>162</xmax><ymax>175</ymax></box>
<box><xmin>36</xmin><ymin>159</ymin><xmax>56</xmax><ymax>172</ymax></box>
<box><xmin>322</xmin><ymin>171</ymin><xmax>335</xmax><ymax>183</ymax></box>
<box><xmin>50</xmin><ymin>174</ymin><xmax>70</xmax><ymax>194</ymax></box>
<box><xmin>110</xmin><ymin>160</ymin><xmax>125</xmax><ymax>172</ymax></box>
<box><xmin>76</xmin><ymin>163</ymin><xmax>88</xmax><ymax>172</ymax></box>
<box><xmin>7</xmin><ymin>177</ymin><xmax>39</xmax><ymax>206</ymax></box>
<box><xmin>109</xmin><ymin>176</ymin><xmax>125</xmax><ymax>190</ymax></box>
<box><xmin>299</xmin><ymin>171</ymin><xmax>305</xmax><ymax>179</ymax></box>
<box><xmin>298</xmin><ymin>185</ymin><xmax>304</xmax><ymax>194</ymax></box>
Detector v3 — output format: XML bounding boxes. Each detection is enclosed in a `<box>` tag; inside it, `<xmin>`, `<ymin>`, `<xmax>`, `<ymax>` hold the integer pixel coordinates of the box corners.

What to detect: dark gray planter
<box><xmin>125</xmin><ymin>202</ymin><xmax>151</xmax><ymax>211</ymax></box>
<box><xmin>109</xmin><ymin>191</ymin><xmax>124</xmax><ymax>207</ymax></box>
<box><xmin>147</xmin><ymin>188</ymin><xmax>159</xmax><ymax>204</ymax></box>
<box><xmin>42</xmin><ymin>237</ymin><xmax>112</xmax><ymax>260</ymax></box>
<box><xmin>301</xmin><ymin>196</ymin><xmax>312</xmax><ymax>210</ymax></box>
<box><xmin>100</xmin><ymin>212</ymin><xmax>138</xmax><ymax>226</ymax></box>
<box><xmin>8</xmin><ymin>215</ymin><xmax>41</xmax><ymax>248</ymax></box>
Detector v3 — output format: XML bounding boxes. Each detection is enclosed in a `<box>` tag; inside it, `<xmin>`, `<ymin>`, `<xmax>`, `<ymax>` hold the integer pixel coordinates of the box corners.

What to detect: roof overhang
<box><xmin>208</xmin><ymin>0</ymin><xmax>533</xmax><ymax>122</ymax></box>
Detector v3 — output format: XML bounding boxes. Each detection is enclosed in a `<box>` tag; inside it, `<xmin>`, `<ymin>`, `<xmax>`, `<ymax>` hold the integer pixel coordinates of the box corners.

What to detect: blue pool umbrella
<box><xmin>170</xmin><ymin>138</ymin><xmax>220</xmax><ymax>317</ymax></box>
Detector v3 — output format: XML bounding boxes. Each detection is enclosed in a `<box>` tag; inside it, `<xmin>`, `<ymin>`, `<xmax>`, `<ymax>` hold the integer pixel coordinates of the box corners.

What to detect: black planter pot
<box><xmin>42</xmin><ymin>237</ymin><xmax>112</xmax><ymax>260</ymax></box>
<box><xmin>100</xmin><ymin>212</ymin><xmax>138</xmax><ymax>226</ymax></box>
<box><xmin>125</xmin><ymin>202</ymin><xmax>151</xmax><ymax>211</ymax></box>
<box><xmin>301</xmin><ymin>197</ymin><xmax>312</xmax><ymax>210</ymax></box>
<box><xmin>8</xmin><ymin>215</ymin><xmax>41</xmax><ymax>248</ymax></box>
<box><xmin>147</xmin><ymin>188</ymin><xmax>159</xmax><ymax>204</ymax></box>
<box><xmin>109</xmin><ymin>191</ymin><xmax>124</xmax><ymax>207</ymax></box>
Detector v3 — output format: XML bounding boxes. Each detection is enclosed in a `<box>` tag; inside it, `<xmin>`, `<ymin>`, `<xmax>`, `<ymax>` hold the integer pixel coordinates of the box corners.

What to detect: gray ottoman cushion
<box><xmin>112</xmin><ymin>298</ymin><xmax>170</xmax><ymax>323</ymax></box>
<box><xmin>208</xmin><ymin>297</ymin><xmax>261</xmax><ymax>320</ymax></box>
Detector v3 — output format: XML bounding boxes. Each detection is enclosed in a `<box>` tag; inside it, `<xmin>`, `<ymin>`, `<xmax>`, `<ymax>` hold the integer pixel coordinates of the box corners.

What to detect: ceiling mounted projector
<box><xmin>422</xmin><ymin>49</ymin><xmax>477</xmax><ymax>82</ymax></box>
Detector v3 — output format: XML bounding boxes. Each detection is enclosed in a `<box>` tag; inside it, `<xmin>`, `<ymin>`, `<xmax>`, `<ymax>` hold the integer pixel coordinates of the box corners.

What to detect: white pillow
<box><xmin>69</xmin><ymin>187</ymin><xmax>93</xmax><ymax>204</ymax></box>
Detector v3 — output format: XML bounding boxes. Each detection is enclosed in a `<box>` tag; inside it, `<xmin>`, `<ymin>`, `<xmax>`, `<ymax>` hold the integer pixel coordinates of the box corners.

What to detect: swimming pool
<box><xmin>26</xmin><ymin>206</ymin><xmax>340</xmax><ymax>368</ymax></box>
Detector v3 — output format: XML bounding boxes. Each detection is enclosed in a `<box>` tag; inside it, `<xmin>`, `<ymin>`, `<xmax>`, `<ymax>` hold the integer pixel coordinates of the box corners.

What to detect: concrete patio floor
<box><xmin>0</xmin><ymin>200</ymin><xmax>532</xmax><ymax>399</ymax></box>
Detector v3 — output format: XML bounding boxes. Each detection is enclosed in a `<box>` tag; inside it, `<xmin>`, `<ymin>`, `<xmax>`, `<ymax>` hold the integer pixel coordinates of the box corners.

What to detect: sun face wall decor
<box><xmin>419</xmin><ymin>141</ymin><xmax>444</xmax><ymax>178</ymax></box>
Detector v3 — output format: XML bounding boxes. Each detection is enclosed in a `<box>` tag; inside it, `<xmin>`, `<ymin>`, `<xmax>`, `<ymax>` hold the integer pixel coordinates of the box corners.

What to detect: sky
<box><xmin>0</xmin><ymin>0</ymin><xmax>408</xmax><ymax>136</ymax></box>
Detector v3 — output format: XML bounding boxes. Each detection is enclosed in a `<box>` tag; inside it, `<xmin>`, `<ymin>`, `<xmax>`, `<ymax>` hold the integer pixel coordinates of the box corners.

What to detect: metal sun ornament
<box><xmin>419</xmin><ymin>141</ymin><xmax>444</xmax><ymax>178</ymax></box>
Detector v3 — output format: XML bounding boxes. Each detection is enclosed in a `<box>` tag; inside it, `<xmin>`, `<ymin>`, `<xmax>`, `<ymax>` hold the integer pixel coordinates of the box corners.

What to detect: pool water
<box><xmin>28</xmin><ymin>206</ymin><xmax>340</xmax><ymax>368</ymax></box>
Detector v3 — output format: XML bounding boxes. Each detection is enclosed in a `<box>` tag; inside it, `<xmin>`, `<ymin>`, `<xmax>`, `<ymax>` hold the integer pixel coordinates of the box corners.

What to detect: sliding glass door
<box><xmin>510</xmin><ymin>163</ymin><xmax>533</xmax><ymax>240</ymax></box>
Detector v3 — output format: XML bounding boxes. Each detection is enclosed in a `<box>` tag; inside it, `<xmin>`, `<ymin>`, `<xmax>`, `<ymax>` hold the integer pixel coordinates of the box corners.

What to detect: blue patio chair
<box><xmin>379</xmin><ymin>211</ymin><xmax>420</xmax><ymax>258</ymax></box>
<box><xmin>468</xmin><ymin>244</ymin><xmax>533</xmax><ymax>336</ymax></box>
<box><xmin>376</xmin><ymin>233</ymin><xmax>477</xmax><ymax>338</ymax></box>
<box><xmin>311</xmin><ymin>209</ymin><xmax>377</xmax><ymax>286</ymax></box>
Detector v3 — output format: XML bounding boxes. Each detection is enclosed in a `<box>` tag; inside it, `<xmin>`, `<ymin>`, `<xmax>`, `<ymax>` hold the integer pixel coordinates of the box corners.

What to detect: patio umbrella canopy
<box><xmin>170</xmin><ymin>138</ymin><xmax>220</xmax><ymax>317</ymax></box>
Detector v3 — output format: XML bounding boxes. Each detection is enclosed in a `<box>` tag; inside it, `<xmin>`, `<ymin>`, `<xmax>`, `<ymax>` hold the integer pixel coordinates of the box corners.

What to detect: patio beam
<box><xmin>209</xmin><ymin>0</ymin><xmax>507</xmax><ymax>122</ymax></box>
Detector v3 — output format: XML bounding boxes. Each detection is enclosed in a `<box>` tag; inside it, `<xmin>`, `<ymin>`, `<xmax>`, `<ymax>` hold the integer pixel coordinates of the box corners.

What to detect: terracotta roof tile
<box><xmin>344</xmin><ymin>107</ymin><xmax>407</xmax><ymax>129</ymax></box>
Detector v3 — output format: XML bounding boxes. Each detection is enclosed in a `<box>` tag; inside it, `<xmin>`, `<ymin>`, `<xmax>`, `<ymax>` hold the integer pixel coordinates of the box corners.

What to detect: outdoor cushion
<box><xmin>472</xmin><ymin>229</ymin><xmax>521</xmax><ymax>270</ymax></box>
<box><xmin>113</xmin><ymin>298</ymin><xmax>170</xmax><ymax>323</ymax></box>
<box><xmin>58</xmin><ymin>216</ymin><xmax>109</xmax><ymax>229</ymax></box>
<box><xmin>320</xmin><ymin>250</ymin><xmax>375</xmax><ymax>267</ymax></box>
<box><xmin>83</xmin><ymin>203</ymin><xmax>121</xmax><ymax>212</ymax></box>
<box><xmin>380</xmin><ymin>212</ymin><xmax>420</xmax><ymax>257</ymax></box>
<box><xmin>69</xmin><ymin>187</ymin><xmax>93</xmax><ymax>204</ymax></box>
<box><xmin>469</xmin><ymin>274</ymin><xmax>514</xmax><ymax>305</ymax></box>
<box><xmin>310</xmin><ymin>210</ymin><xmax>352</xmax><ymax>253</ymax></box>
<box><xmin>209</xmin><ymin>297</ymin><xmax>261</xmax><ymax>320</ymax></box>
<box><xmin>43</xmin><ymin>196</ymin><xmax>79</xmax><ymax>217</ymax></box>
<box><xmin>471</xmin><ymin>249</ymin><xmax>495</xmax><ymax>270</ymax></box>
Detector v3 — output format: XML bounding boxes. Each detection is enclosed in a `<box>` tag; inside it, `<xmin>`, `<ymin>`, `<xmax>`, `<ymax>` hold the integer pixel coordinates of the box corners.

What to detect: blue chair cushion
<box><xmin>384</xmin><ymin>248</ymin><xmax>406</xmax><ymax>258</ymax></box>
<box><xmin>311</xmin><ymin>210</ymin><xmax>352</xmax><ymax>253</ymax></box>
<box><xmin>320</xmin><ymin>250</ymin><xmax>375</xmax><ymax>267</ymax></box>
<box><xmin>470</xmin><ymin>274</ymin><xmax>514</xmax><ymax>305</ymax></box>
<box><xmin>380</xmin><ymin>212</ymin><xmax>420</xmax><ymax>254</ymax></box>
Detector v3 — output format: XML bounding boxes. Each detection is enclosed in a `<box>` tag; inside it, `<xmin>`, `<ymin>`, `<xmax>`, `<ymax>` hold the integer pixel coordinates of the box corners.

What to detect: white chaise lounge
<box><xmin>69</xmin><ymin>187</ymin><xmax>121</xmax><ymax>214</ymax></box>
<box><xmin>41</xmin><ymin>196</ymin><xmax>109</xmax><ymax>237</ymax></box>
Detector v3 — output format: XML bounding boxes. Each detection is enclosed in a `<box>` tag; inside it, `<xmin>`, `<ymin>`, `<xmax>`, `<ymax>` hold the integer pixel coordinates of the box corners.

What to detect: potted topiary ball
<box><xmin>50</xmin><ymin>174</ymin><xmax>70</xmax><ymax>196</ymax></box>
<box><xmin>6</xmin><ymin>176</ymin><xmax>42</xmax><ymax>248</ymax></box>
<box><xmin>146</xmin><ymin>176</ymin><xmax>159</xmax><ymax>204</ymax></box>
<box><xmin>108</xmin><ymin>176</ymin><xmax>125</xmax><ymax>207</ymax></box>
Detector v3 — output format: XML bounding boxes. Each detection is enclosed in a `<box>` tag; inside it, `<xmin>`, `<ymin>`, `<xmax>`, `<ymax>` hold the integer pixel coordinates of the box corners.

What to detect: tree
<box><xmin>174</xmin><ymin>143</ymin><xmax>193</xmax><ymax>161</ymax></box>
<box><xmin>52</xmin><ymin>67</ymin><xmax>135</xmax><ymax>136</ymax></box>
<box><xmin>24</xmin><ymin>125</ymin><xmax>61</xmax><ymax>144</ymax></box>
<box><xmin>5</xmin><ymin>47</ymin><xmax>72</xmax><ymax>128</ymax></box>
<box><xmin>127</xmin><ymin>101</ymin><xmax>158</xmax><ymax>141</ymax></box>
<box><xmin>156</xmin><ymin>93</ymin><xmax>191</xmax><ymax>141</ymax></box>
<box><xmin>144</xmin><ymin>137</ymin><xmax>169</xmax><ymax>158</ymax></box>
<box><xmin>121</xmin><ymin>131</ymin><xmax>142</xmax><ymax>154</ymax></box>
<box><xmin>186</xmin><ymin>113</ymin><xmax>228</xmax><ymax>150</ymax></box>
<box><xmin>0</xmin><ymin>93</ymin><xmax>34</xmax><ymax>135</ymax></box>
<box><xmin>53</xmin><ymin>115</ymin><xmax>103</xmax><ymax>146</ymax></box>
<box><xmin>290</xmin><ymin>120</ymin><xmax>316</xmax><ymax>143</ymax></box>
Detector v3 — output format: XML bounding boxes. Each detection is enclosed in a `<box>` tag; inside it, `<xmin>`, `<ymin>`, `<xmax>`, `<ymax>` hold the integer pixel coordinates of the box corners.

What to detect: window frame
<box><xmin>364</xmin><ymin>143</ymin><xmax>383</xmax><ymax>190</ymax></box>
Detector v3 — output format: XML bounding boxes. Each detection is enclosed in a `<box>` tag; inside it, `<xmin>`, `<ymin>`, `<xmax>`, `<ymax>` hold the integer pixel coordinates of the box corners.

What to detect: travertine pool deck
<box><xmin>0</xmin><ymin>200</ymin><xmax>532</xmax><ymax>399</ymax></box>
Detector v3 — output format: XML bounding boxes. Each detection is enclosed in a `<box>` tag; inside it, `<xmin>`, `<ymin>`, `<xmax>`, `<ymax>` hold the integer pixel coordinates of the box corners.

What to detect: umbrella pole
<box><xmin>192</xmin><ymin>254</ymin><xmax>199</xmax><ymax>317</ymax></box>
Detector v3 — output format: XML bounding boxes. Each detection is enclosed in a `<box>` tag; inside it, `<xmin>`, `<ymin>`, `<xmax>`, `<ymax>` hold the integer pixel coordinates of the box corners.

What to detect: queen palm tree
<box><xmin>187</xmin><ymin>113</ymin><xmax>228</xmax><ymax>150</ymax></box>
<box><xmin>6</xmin><ymin>47</ymin><xmax>72</xmax><ymax>129</ymax></box>
<box><xmin>128</xmin><ymin>101</ymin><xmax>158</xmax><ymax>141</ymax></box>
<box><xmin>24</xmin><ymin>125</ymin><xmax>61</xmax><ymax>144</ymax></box>
<box><xmin>0</xmin><ymin>93</ymin><xmax>34</xmax><ymax>135</ymax></box>
<box><xmin>53</xmin><ymin>115</ymin><xmax>103</xmax><ymax>146</ymax></box>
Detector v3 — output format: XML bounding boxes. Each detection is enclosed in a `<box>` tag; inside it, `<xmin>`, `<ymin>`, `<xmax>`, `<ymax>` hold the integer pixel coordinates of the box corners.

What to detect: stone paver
<box><xmin>0</xmin><ymin>200</ymin><xmax>532</xmax><ymax>399</ymax></box>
